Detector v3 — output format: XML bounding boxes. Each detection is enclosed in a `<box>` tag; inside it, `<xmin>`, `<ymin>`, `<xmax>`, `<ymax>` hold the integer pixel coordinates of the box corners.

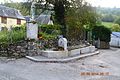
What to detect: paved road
<box><xmin>0</xmin><ymin>47</ymin><xmax>120</xmax><ymax>80</ymax></box>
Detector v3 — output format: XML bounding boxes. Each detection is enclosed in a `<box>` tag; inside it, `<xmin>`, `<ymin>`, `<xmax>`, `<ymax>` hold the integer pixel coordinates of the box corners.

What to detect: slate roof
<box><xmin>35</xmin><ymin>14</ymin><xmax>51</xmax><ymax>24</ymax></box>
<box><xmin>0</xmin><ymin>5</ymin><xmax>25</xmax><ymax>20</ymax></box>
<box><xmin>111</xmin><ymin>32</ymin><xmax>120</xmax><ymax>38</ymax></box>
<box><xmin>35</xmin><ymin>10</ymin><xmax>53</xmax><ymax>24</ymax></box>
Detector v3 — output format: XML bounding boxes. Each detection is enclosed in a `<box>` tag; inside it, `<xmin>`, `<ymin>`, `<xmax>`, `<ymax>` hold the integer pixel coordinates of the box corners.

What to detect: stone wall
<box><xmin>0</xmin><ymin>41</ymin><xmax>27</xmax><ymax>58</ymax></box>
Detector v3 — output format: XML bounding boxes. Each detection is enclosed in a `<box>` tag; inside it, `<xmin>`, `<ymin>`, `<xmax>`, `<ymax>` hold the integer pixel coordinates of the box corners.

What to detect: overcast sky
<box><xmin>0</xmin><ymin>0</ymin><xmax>26</xmax><ymax>3</ymax></box>
<box><xmin>0</xmin><ymin>0</ymin><xmax>120</xmax><ymax>8</ymax></box>
<box><xmin>86</xmin><ymin>0</ymin><xmax>120</xmax><ymax>8</ymax></box>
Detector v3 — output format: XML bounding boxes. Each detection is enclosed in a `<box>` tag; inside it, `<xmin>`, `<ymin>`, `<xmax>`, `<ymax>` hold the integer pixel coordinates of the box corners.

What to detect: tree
<box><xmin>115</xmin><ymin>17</ymin><xmax>120</xmax><ymax>25</ymax></box>
<box><xmin>65</xmin><ymin>0</ymin><xmax>99</xmax><ymax>44</ymax></box>
<box><xmin>4</xmin><ymin>2</ymin><xmax>31</xmax><ymax>16</ymax></box>
<box><xmin>53</xmin><ymin>0</ymin><xmax>69</xmax><ymax>37</ymax></box>
<box><xmin>102</xmin><ymin>14</ymin><xmax>115</xmax><ymax>22</ymax></box>
<box><xmin>4</xmin><ymin>0</ymin><xmax>99</xmax><ymax>43</ymax></box>
<box><xmin>6</xmin><ymin>0</ymin><xmax>68</xmax><ymax>37</ymax></box>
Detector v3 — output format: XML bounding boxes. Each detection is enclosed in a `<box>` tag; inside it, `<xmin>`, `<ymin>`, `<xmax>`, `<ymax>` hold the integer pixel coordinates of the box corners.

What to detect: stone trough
<box><xmin>40</xmin><ymin>46</ymin><xmax>97</xmax><ymax>59</ymax></box>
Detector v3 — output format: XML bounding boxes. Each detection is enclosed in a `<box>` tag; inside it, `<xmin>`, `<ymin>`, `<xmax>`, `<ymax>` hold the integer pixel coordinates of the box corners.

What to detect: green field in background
<box><xmin>102</xmin><ymin>22</ymin><xmax>116</xmax><ymax>28</ymax></box>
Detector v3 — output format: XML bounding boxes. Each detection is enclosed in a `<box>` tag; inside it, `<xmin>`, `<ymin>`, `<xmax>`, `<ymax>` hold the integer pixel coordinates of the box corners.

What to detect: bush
<box><xmin>39</xmin><ymin>32</ymin><xmax>58</xmax><ymax>40</ymax></box>
<box><xmin>38</xmin><ymin>24</ymin><xmax>61</xmax><ymax>40</ymax></box>
<box><xmin>38</xmin><ymin>25</ymin><xmax>61</xmax><ymax>40</ymax></box>
<box><xmin>0</xmin><ymin>31</ymin><xmax>9</xmax><ymax>43</ymax></box>
<box><xmin>0</xmin><ymin>25</ymin><xmax>26</xmax><ymax>44</ymax></box>
<box><xmin>92</xmin><ymin>25</ymin><xmax>112</xmax><ymax>42</ymax></box>
<box><xmin>111</xmin><ymin>24</ymin><xmax>120</xmax><ymax>32</ymax></box>
<box><xmin>40</xmin><ymin>24</ymin><xmax>61</xmax><ymax>33</ymax></box>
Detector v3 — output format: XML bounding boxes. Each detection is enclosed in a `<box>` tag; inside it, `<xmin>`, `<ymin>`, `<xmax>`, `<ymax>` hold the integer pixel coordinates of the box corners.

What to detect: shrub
<box><xmin>40</xmin><ymin>24</ymin><xmax>61</xmax><ymax>33</ymax></box>
<box><xmin>111</xmin><ymin>24</ymin><xmax>120</xmax><ymax>32</ymax></box>
<box><xmin>92</xmin><ymin>25</ymin><xmax>112</xmax><ymax>42</ymax></box>
<box><xmin>0</xmin><ymin>31</ymin><xmax>9</xmax><ymax>43</ymax></box>
<box><xmin>38</xmin><ymin>24</ymin><xmax>61</xmax><ymax>40</ymax></box>
<box><xmin>40</xmin><ymin>24</ymin><xmax>59</xmax><ymax>30</ymax></box>
<box><xmin>0</xmin><ymin>25</ymin><xmax>26</xmax><ymax>44</ymax></box>
<box><xmin>39</xmin><ymin>32</ymin><xmax>57</xmax><ymax>40</ymax></box>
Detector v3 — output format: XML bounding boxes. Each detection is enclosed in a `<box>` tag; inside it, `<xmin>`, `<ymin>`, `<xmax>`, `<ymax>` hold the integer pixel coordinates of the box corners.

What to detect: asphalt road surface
<box><xmin>0</xmin><ymin>47</ymin><xmax>120</xmax><ymax>80</ymax></box>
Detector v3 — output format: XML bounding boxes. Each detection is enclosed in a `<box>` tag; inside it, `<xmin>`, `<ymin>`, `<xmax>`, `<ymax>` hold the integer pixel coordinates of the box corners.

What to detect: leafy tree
<box><xmin>4</xmin><ymin>2</ymin><xmax>31</xmax><ymax>16</ymax></box>
<box><xmin>97</xmin><ymin>7</ymin><xmax>120</xmax><ymax>18</ymax></box>
<box><xmin>37</xmin><ymin>0</ymin><xmax>70</xmax><ymax>37</ymax></box>
<box><xmin>53</xmin><ymin>0</ymin><xmax>69</xmax><ymax>37</ymax></box>
<box><xmin>66</xmin><ymin>0</ymin><xmax>99</xmax><ymax>43</ymax></box>
<box><xmin>101</xmin><ymin>14</ymin><xmax>115</xmax><ymax>22</ymax></box>
<box><xmin>114</xmin><ymin>17</ymin><xmax>120</xmax><ymax>25</ymax></box>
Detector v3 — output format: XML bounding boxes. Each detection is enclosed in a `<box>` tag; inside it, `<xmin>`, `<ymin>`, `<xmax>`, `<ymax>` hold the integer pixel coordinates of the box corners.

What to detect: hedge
<box><xmin>92</xmin><ymin>25</ymin><xmax>112</xmax><ymax>42</ymax></box>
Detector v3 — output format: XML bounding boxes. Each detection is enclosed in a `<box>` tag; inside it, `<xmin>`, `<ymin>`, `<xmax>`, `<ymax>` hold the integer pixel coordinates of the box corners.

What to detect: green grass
<box><xmin>102</xmin><ymin>22</ymin><xmax>120</xmax><ymax>32</ymax></box>
<box><xmin>102</xmin><ymin>22</ymin><xmax>116</xmax><ymax>28</ymax></box>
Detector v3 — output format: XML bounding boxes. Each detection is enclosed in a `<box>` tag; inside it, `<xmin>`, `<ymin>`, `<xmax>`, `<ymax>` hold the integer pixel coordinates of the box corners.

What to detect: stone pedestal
<box><xmin>0</xmin><ymin>26</ymin><xmax>2</xmax><ymax>31</ymax></box>
<box><xmin>27</xmin><ymin>23</ymin><xmax>38</xmax><ymax>40</ymax></box>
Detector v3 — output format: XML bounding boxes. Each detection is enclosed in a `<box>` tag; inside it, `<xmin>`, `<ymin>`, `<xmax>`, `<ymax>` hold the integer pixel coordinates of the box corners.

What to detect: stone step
<box><xmin>26</xmin><ymin>51</ymin><xmax>99</xmax><ymax>62</ymax></box>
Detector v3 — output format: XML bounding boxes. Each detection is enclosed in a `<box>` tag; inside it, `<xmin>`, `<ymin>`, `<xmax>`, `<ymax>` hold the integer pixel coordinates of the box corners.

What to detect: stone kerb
<box><xmin>69</xmin><ymin>46</ymin><xmax>96</xmax><ymax>56</ymax></box>
<box><xmin>80</xmin><ymin>46</ymin><xmax>96</xmax><ymax>54</ymax></box>
<box><xmin>40</xmin><ymin>46</ymin><xmax>96</xmax><ymax>59</ymax></box>
<box><xmin>69</xmin><ymin>49</ymin><xmax>81</xmax><ymax>56</ymax></box>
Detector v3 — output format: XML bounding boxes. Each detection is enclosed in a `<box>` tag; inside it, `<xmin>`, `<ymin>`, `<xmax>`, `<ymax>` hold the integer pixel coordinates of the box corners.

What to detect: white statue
<box><xmin>31</xmin><ymin>2</ymin><xmax>36</xmax><ymax>20</ymax></box>
<box><xmin>58</xmin><ymin>35</ymin><xmax>68</xmax><ymax>51</ymax></box>
<box><xmin>26</xmin><ymin>2</ymin><xmax>38</xmax><ymax>40</ymax></box>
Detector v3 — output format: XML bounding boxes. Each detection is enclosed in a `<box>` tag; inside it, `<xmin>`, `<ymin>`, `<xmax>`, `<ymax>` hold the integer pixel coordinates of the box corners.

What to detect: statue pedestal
<box><xmin>27</xmin><ymin>23</ymin><xmax>38</xmax><ymax>40</ymax></box>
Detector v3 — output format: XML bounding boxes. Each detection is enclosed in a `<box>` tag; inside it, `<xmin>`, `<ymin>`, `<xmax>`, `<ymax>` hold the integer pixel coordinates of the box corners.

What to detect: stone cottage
<box><xmin>0</xmin><ymin>5</ymin><xmax>26</xmax><ymax>29</ymax></box>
